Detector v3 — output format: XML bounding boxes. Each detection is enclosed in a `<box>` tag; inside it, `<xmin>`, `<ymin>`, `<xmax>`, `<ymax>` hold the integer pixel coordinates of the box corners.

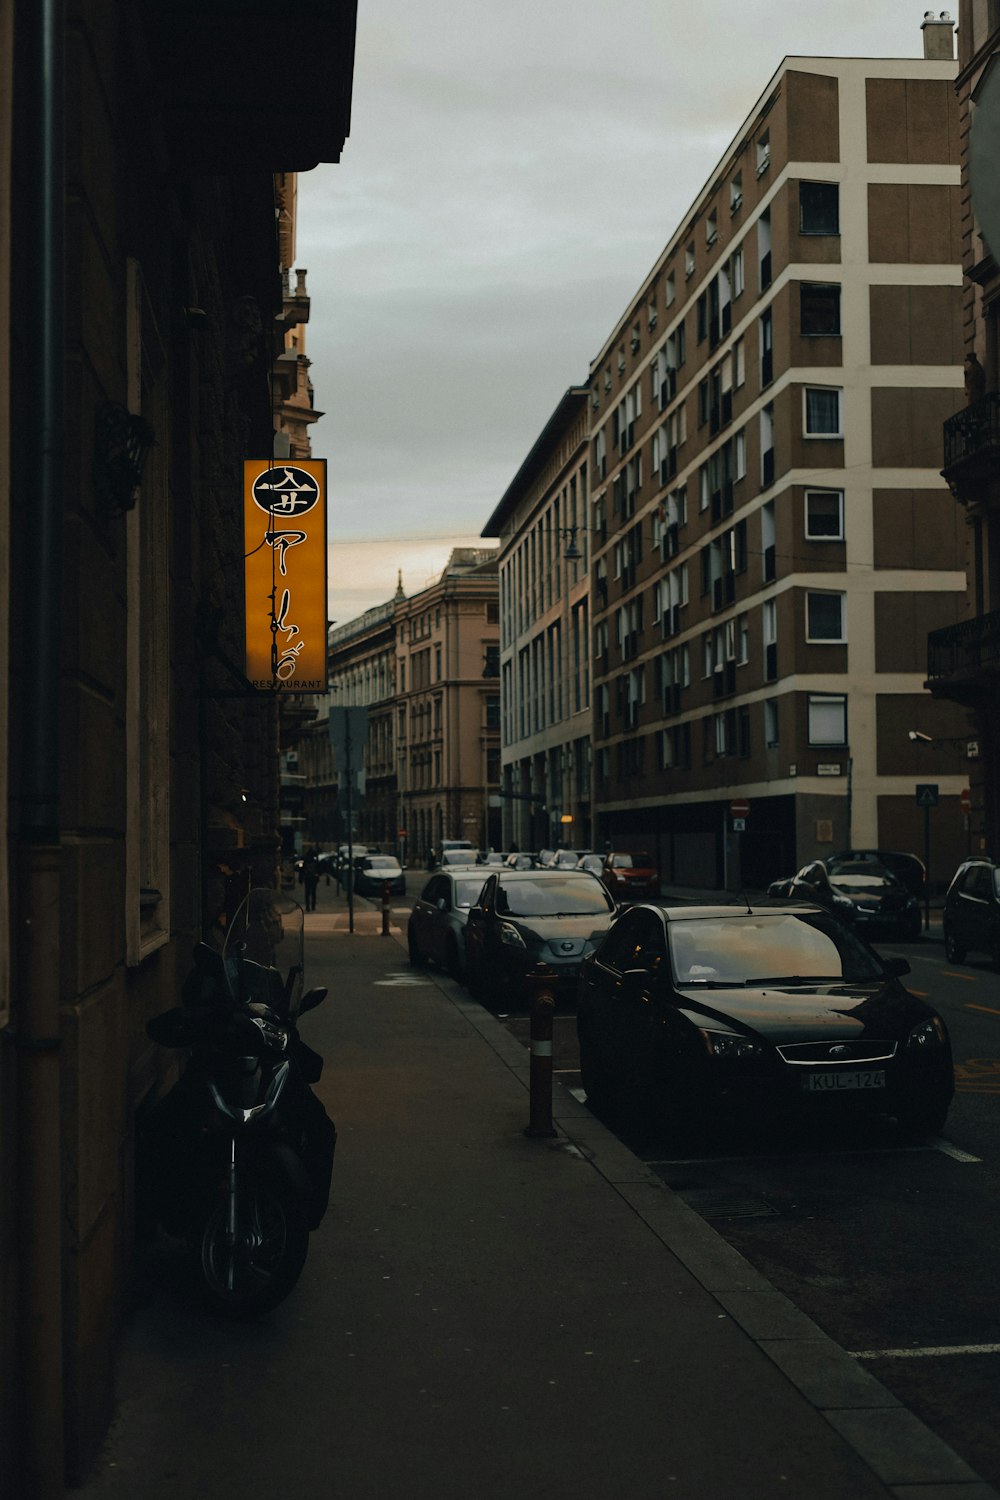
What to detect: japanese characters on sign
<box><xmin>244</xmin><ymin>460</ymin><xmax>328</xmax><ymax>692</ymax></box>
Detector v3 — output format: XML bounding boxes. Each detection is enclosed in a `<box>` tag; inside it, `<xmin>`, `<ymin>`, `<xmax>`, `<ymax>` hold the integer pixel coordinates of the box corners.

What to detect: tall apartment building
<box><xmin>483</xmin><ymin>388</ymin><xmax>593</xmax><ymax>850</ymax></box>
<box><xmin>588</xmin><ymin>39</ymin><xmax>971</xmax><ymax>889</ymax></box>
<box><xmin>932</xmin><ymin>3</ymin><xmax>1000</xmax><ymax>853</ymax></box>
<box><xmin>395</xmin><ymin>549</ymin><xmax>501</xmax><ymax>862</ymax></box>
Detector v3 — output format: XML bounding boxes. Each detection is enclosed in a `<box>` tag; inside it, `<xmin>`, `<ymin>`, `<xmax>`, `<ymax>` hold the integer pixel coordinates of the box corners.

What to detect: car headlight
<box><xmin>906</xmin><ymin>1016</ymin><xmax>947</xmax><ymax>1050</ymax></box>
<box><xmin>499</xmin><ymin>921</ymin><xmax>526</xmax><ymax>949</ymax></box>
<box><xmin>699</xmin><ymin>1029</ymin><xmax>765</xmax><ymax>1060</ymax></box>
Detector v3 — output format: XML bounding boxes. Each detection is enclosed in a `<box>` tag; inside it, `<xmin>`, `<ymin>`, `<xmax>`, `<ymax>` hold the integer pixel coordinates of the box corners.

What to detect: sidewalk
<box><xmin>72</xmin><ymin>881</ymin><xmax>989</xmax><ymax>1499</ymax></box>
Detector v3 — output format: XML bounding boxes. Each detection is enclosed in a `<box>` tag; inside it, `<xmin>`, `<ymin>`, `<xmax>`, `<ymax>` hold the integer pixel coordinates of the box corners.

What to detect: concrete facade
<box><xmin>585</xmin><ymin>49</ymin><xmax>972</xmax><ymax>889</ymax></box>
<box><xmin>482</xmin><ymin>389</ymin><xmax>593</xmax><ymax>853</ymax></box>
<box><xmin>395</xmin><ymin>551</ymin><xmax>501</xmax><ymax>864</ymax></box>
<box><xmin>0</xmin><ymin>4</ymin><xmax>356</xmax><ymax>1493</ymax></box>
<box><xmin>931</xmin><ymin>3</ymin><xmax>1000</xmax><ymax>855</ymax></box>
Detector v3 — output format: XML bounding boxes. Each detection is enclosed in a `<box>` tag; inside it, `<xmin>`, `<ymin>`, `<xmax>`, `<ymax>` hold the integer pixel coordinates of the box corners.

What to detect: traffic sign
<box><xmin>915</xmin><ymin>784</ymin><xmax>940</xmax><ymax>808</ymax></box>
<box><xmin>729</xmin><ymin>799</ymin><xmax>750</xmax><ymax>818</ymax></box>
<box><xmin>960</xmin><ymin>788</ymin><xmax>971</xmax><ymax>814</ymax></box>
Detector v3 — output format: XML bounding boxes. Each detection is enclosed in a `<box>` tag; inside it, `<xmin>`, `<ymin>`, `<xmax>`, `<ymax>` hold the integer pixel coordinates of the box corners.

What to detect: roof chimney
<box><xmin>922</xmin><ymin>11</ymin><xmax>956</xmax><ymax>61</ymax></box>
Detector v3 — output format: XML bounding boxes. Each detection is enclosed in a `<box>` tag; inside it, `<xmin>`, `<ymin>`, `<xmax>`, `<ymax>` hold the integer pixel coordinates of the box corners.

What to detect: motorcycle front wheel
<box><xmin>197</xmin><ymin>1176</ymin><xmax>309</xmax><ymax>1318</ymax></box>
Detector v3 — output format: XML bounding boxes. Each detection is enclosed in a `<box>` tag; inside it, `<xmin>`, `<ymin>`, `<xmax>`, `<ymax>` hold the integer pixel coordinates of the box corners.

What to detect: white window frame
<box><xmin>685</xmin><ymin>241</ymin><xmax>696</xmax><ymax>278</ymax></box>
<box><xmin>804</xmin><ymin>488</ymin><xmax>844</xmax><ymax>540</ymax></box>
<box><xmin>706</xmin><ymin>209</ymin><xmax>718</xmax><ymax>246</ymax></box>
<box><xmin>764</xmin><ymin>698</ymin><xmax>779</xmax><ymax>748</ymax></box>
<box><xmin>808</xmin><ymin>693</ymin><xmax>848</xmax><ymax>746</ymax></box>
<box><xmin>803</xmin><ymin>386</ymin><xmax>843</xmax><ymax>438</ymax></box>
<box><xmin>665</xmin><ymin>271</ymin><xmax>676</xmax><ymax>307</ymax></box>
<box><xmin>730</xmin><ymin>173</ymin><xmax>743</xmax><ymax>214</ymax></box>
<box><xmin>805</xmin><ymin>591</ymin><xmax>846</xmax><ymax>644</ymax></box>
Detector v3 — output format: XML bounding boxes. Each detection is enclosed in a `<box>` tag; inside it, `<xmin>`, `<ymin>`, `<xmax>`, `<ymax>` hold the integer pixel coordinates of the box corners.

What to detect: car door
<box><xmin>585</xmin><ymin>909</ymin><xmax>659</xmax><ymax>1086</ymax></box>
<box><xmin>464</xmin><ymin>874</ymin><xmax>496</xmax><ymax>977</ymax></box>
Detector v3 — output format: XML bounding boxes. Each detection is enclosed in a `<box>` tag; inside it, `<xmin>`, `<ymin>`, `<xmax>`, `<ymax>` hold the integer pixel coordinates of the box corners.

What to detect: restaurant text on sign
<box><xmin>244</xmin><ymin>460</ymin><xmax>328</xmax><ymax>693</ymax></box>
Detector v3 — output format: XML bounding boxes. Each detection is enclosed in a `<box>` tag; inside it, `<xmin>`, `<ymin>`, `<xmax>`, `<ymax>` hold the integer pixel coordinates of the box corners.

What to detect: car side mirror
<box><xmin>881</xmin><ymin>956</ymin><xmax>910</xmax><ymax>979</ymax></box>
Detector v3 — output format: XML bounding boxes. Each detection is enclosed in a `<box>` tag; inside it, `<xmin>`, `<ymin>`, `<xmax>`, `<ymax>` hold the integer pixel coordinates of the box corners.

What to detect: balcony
<box><xmin>928</xmin><ymin>610</ymin><xmax>1000</xmax><ymax>702</ymax></box>
<box><xmin>942</xmin><ymin>394</ymin><xmax>1000</xmax><ymax>504</ymax></box>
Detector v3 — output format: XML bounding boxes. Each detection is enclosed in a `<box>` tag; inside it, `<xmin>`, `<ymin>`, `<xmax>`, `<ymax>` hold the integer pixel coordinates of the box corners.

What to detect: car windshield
<box><xmin>453</xmin><ymin>880</ymin><xmax>486</xmax><ymax>909</ymax></box>
<box><xmin>442</xmin><ymin>851</ymin><xmax>479</xmax><ymax>865</ymax></box>
<box><xmin>500</xmin><ymin>876</ymin><xmax>613</xmax><ymax>917</ymax></box>
<box><xmin>668</xmin><ymin>912</ymin><xmax>884</xmax><ymax>986</ymax></box>
<box><xmin>367</xmin><ymin>858</ymin><xmax>397</xmax><ymax>869</ymax></box>
<box><xmin>828</xmin><ymin>860</ymin><xmax>896</xmax><ymax>887</ymax></box>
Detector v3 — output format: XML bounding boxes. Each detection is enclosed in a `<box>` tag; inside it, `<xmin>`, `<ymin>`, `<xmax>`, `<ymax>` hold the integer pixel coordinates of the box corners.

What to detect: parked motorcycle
<box><xmin>141</xmin><ymin>888</ymin><xmax>336</xmax><ymax>1316</ymax></box>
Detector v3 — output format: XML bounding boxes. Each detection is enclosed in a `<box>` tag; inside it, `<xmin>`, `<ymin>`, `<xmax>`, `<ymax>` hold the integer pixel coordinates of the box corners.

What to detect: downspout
<box><xmin>16</xmin><ymin>0</ymin><xmax>66</xmax><ymax>1494</ymax></box>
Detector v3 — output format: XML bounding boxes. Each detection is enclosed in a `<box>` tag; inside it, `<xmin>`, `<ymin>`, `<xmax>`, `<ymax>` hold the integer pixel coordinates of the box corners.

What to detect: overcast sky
<box><xmin>297</xmin><ymin>2</ymin><xmax>947</xmax><ymax>625</ymax></box>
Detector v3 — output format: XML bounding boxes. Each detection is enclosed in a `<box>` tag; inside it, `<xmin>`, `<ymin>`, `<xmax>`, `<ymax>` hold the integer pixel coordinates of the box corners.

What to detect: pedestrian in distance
<box><xmin>302</xmin><ymin>849</ymin><xmax>321</xmax><ymax>912</ymax></box>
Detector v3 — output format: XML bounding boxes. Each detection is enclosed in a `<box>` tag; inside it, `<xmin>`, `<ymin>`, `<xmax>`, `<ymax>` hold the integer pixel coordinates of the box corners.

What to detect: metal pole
<box><xmin>524</xmin><ymin>978</ymin><xmax>557</xmax><ymax>1138</ymax></box>
<box><xmin>924</xmin><ymin>802</ymin><xmax>932</xmax><ymax>933</ymax></box>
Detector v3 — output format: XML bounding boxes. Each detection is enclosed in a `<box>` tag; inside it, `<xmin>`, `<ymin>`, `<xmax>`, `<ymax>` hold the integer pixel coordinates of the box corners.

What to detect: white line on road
<box><xmin>929</xmin><ymin>1137</ymin><xmax>982</xmax><ymax>1162</ymax></box>
<box><xmin>851</xmin><ymin>1343</ymin><xmax>1000</xmax><ymax>1360</ymax></box>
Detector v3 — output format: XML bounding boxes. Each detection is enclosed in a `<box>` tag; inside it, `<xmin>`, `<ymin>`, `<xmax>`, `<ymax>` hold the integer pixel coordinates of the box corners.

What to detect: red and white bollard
<box><xmin>524</xmin><ymin>976</ymin><xmax>557</xmax><ymax>1138</ymax></box>
<box><xmin>381</xmin><ymin>881</ymin><xmax>391</xmax><ymax>937</ymax></box>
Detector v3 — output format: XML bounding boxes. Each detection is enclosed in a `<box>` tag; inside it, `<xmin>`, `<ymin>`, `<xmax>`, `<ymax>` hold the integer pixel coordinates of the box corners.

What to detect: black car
<box><xmin>767</xmin><ymin>858</ymin><xmax>921</xmax><ymax>940</ymax></box>
<box><xmin>407</xmin><ymin>870</ymin><xmax>488</xmax><ymax>979</ymax></box>
<box><xmin>943</xmin><ymin>857</ymin><xmax>1000</xmax><ymax>967</ymax></box>
<box><xmin>832</xmin><ymin>849</ymin><xmax>926</xmax><ymax>899</ymax></box>
<box><xmin>464</xmin><ymin>869</ymin><xmax>616</xmax><ymax>1005</ymax></box>
<box><xmin>577</xmin><ymin>902</ymin><xmax>953</xmax><ymax>1139</ymax></box>
<box><xmin>353</xmin><ymin>855</ymin><xmax>406</xmax><ymax>898</ymax></box>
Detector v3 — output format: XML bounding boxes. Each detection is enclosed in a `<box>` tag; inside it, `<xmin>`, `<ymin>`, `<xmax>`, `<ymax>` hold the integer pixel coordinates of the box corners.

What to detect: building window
<box><xmin>805</xmin><ymin>489</ymin><xmax>844</xmax><ymax>540</ymax></box>
<box><xmin>804</xmin><ymin>386</ymin><xmax>843</xmax><ymax>437</ymax></box>
<box><xmin>756</xmin><ymin>130</ymin><xmax>770</xmax><ymax>176</ymax></box>
<box><xmin>806</xmin><ymin>591</ymin><xmax>846</xmax><ymax>643</ymax></box>
<box><xmin>730</xmin><ymin>172</ymin><xmax>743</xmax><ymax>214</ymax></box>
<box><xmin>764</xmin><ymin>698</ymin><xmax>779</xmax><ymax>747</ymax></box>
<box><xmin>800</xmin><ymin>283</ymin><xmax>841</xmax><ymax>337</ymax></box>
<box><xmin>665</xmin><ymin>271</ymin><xmax>676</xmax><ymax>306</ymax></box>
<box><xmin>759</xmin><ymin>308</ymin><xmax>773</xmax><ymax>386</ymax></box>
<box><xmin>808</xmin><ymin>693</ymin><xmax>847</xmax><ymax>746</ymax></box>
<box><xmin>706</xmin><ymin>208</ymin><xmax>718</xmax><ymax>246</ymax></box>
<box><xmin>800</xmin><ymin>181</ymin><xmax>839</xmax><ymax>236</ymax></box>
<box><xmin>685</xmin><ymin>241</ymin><xmax>696</xmax><ymax>278</ymax></box>
<box><xmin>758</xmin><ymin>210</ymin><xmax>772</xmax><ymax>291</ymax></box>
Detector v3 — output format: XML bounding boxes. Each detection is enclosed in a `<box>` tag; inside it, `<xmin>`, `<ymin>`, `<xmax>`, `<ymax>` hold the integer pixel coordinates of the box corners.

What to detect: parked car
<box><xmin>354</xmin><ymin>855</ymin><xmax>406</xmax><ymax>898</ymax></box>
<box><xmin>578</xmin><ymin>854</ymin><xmax>604</xmax><ymax>878</ymax></box>
<box><xmin>476</xmin><ymin>849</ymin><xmax>508</xmax><ymax>866</ymax></box>
<box><xmin>552</xmin><ymin>849</ymin><xmax>586</xmax><ymax>869</ymax></box>
<box><xmin>767</xmin><ymin>858</ymin><xmax>921</xmax><ymax>940</ymax></box>
<box><xmin>832</xmin><ymin>849</ymin><xmax>926</xmax><ymax>899</ymax></box>
<box><xmin>601</xmin><ymin>850</ymin><xmax>659</xmax><ymax>902</ymax></box>
<box><xmin>407</xmin><ymin>870</ymin><xmax>488</xmax><ymax>978</ymax></box>
<box><xmin>576</xmin><ymin>901</ymin><xmax>954</xmax><ymax>1139</ymax></box>
<box><xmin>438</xmin><ymin>849</ymin><xmax>480</xmax><ymax>870</ymax></box>
<box><xmin>504</xmin><ymin>852</ymin><xmax>536</xmax><ymax>870</ymax></box>
<box><xmin>464</xmin><ymin>869</ymin><xmax>616</xmax><ymax>1006</ymax></box>
<box><xmin>942</xmin><ymin>857</ymin><xmax>1000</xmax><ymax>967</ymax></box>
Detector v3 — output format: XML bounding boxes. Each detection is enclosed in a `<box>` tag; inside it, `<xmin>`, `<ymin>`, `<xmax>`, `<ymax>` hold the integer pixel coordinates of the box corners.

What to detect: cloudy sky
<box><xmin>297</xmin><ymin>2</ymin><xmax>946</xmax><ymax>625</ymax></box>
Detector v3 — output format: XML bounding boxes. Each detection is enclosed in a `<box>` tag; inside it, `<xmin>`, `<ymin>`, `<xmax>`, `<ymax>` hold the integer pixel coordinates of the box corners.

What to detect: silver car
<box><xmin>407</xmin><ymin>870</ymin><xmax>488</xmax><ymax>979</ymax></box>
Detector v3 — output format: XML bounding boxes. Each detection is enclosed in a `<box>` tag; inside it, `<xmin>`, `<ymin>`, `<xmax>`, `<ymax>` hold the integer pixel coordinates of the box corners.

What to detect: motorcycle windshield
<box><xmin>223</xmin><ymin>888</ymin><xmax>305</xmax><ymax>1018</ymax></box>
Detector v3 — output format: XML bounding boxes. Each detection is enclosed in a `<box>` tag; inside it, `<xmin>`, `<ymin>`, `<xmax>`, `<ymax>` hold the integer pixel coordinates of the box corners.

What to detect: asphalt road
<box><xmin>485</xmin><ymin>933</ymin><xmax>1000</xmax><ymax>1490</ymax></box>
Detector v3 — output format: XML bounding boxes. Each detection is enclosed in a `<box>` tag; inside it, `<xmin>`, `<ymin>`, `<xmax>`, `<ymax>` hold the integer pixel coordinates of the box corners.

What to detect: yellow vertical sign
<box><xmin>244</xmin><ymin>459</ymin><xmax>328</xmax><ymax>692</ymax></box>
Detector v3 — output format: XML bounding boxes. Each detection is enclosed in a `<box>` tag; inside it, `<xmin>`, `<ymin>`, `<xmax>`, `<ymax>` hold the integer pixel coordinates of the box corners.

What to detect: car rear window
<box><xmin>668</xmin><ymin>912</ymin><xmax>883</xmax><ymax>986</ymax></box>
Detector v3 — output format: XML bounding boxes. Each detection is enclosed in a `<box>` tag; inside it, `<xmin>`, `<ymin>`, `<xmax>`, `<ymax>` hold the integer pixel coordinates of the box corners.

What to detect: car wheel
<box><xmin>445</xmin><ymin>934</ymin><xmax>464</xmax><ymax>981</ymax></box>
<box><xmin>407</xmin><ymin>924</ymin><xmax>427</xmax><ymax>967</ymax></box>
<box><xmin>943</xmin><ymin>925</ymin><xmax>966</xmax><ymax>964</ymax></box>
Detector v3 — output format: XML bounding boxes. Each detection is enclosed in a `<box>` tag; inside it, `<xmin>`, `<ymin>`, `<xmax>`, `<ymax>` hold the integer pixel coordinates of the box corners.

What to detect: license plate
<box><xmin>804</xmin><ymin>1069</ymin><xmax>886</xmax><ymax>1093</ymax></box>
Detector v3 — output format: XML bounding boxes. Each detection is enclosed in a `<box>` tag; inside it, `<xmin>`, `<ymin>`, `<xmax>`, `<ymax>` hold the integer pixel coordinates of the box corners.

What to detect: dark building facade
<box><xmin>0</xmin><ymin>3</ymin><xmax>356</xmax><ymax>1493</ymax></box>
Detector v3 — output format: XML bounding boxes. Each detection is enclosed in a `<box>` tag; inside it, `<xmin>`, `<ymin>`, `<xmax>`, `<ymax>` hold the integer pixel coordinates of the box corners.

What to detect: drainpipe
<box><xmin>16</xmin><ymin>0</ymin><xmax>66</xmax><ymax>1494</ymax></box>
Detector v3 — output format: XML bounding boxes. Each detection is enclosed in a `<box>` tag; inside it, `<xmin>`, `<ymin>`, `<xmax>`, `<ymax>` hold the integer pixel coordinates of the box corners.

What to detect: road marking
<box><xmin>966</xmin><ymin>1002</ymin><xmax>1000</xmax><ymax>1018</ymax></box>
<box><xmin>944</xmin><ymin>971</ymin><xmax>978</xmax><ymax>981</ymax></box>
<box><xmin>929</xmin><ymin>1138</ymin><xmax>982</xmax><ymax>1161</ymax></box>
<box><xmin>851</xmin><ymin>1343</ymin><xmax>1000</xmax><ymax>1361</ymax></box>
<box><xmin>567</xmin><ymin>1086</ymin><xmax>587</xmax><ymax>1102</ymax></box>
